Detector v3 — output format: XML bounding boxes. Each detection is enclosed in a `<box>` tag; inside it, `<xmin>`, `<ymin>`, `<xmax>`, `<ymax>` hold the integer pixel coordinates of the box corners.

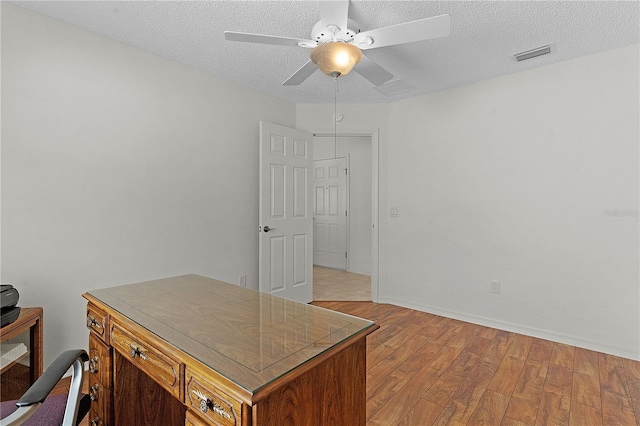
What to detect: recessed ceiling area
<box><xmin>10</xmin><ymin>1</ymin><xmax>639</xmax><ymax>104</ymax></box>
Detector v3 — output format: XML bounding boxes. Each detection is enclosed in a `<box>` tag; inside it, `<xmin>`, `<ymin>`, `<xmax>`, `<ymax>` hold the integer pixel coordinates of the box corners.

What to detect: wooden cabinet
<box><xmin>88</xmin><ymin>333</ymin><xmax>112</xmax><ymax>426</ymax></box>
<box><xmin>0</xmin><ymin>307</ymin><xmax>43</xmax><ymax>402</ymax></box>
<box><xmin>87</xmin><ymin>303</ymin><xmax>112</xmax><ymax>426</ymax></box>
<box><xmin>83</xmin><ymin>274</ymin><xmax>378</xmax><ymax>425</ymax></box>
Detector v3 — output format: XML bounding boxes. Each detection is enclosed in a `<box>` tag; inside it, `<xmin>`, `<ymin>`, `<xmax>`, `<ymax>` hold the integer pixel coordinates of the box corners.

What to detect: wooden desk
<box><xmin>83</xmin><ymin>274</ymin><xmax>378</xmax><ymax>426</ymax></box>
<box><xmin>0</xmin><ymin>307</ymin><xmax>44</xmax><ymax>401</ymax></box>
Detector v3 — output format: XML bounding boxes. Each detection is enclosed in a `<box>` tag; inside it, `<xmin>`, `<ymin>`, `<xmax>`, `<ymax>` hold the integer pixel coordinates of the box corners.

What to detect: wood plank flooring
<box><xmin>50</xmin><ymin>300</ymin><xmax>640</xmax><ymax>425</ymax></box>
<box><xmin>313</xmin><ymin>265</ymin><xmax>371</xmax><ymax>301</ymax></box>
<box><xmin>312</xmin><ymin>301</ymin><xmax>640</xmax><ymax>426</ymax></box>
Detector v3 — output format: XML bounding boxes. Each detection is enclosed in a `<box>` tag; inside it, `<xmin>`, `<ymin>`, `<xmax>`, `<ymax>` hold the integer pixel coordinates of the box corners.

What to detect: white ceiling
<box><xmin>11</xmin><ymin>1</ymin><xmax>640</xmax><ymax>104</ymax></box>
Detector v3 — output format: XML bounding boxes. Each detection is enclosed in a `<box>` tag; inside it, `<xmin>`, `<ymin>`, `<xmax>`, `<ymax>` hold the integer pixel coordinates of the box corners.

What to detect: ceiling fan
<box><xmin>224</xmin><ymin>0</ymin><xmax>450</xmax><ymax>87</ymax></box>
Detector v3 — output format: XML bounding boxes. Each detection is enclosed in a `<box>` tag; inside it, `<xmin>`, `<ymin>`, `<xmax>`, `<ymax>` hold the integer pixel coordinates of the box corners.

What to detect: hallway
<box><xmin>313</xmin><ymin>266</ymin><xmax>371</xmax><ymax>301</ymax></box>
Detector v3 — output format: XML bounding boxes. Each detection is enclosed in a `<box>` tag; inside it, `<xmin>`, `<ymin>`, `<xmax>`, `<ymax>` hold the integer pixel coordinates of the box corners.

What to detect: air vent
<box><xmin>375</xmin><ymin>79</ymin><xmax>416</xmax><ymax>97</ymax></box>
<box><xmin>512</xmin><ymin>43</ymin><xmax>555</xmax><ymax>62</ymax></box>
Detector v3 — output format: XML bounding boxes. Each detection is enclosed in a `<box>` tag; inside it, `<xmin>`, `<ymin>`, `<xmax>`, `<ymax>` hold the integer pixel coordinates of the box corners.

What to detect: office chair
<box><xmin>0</xmin><ymin>349</ymin><xmax>90</xmax><ymax>426</ymax></box>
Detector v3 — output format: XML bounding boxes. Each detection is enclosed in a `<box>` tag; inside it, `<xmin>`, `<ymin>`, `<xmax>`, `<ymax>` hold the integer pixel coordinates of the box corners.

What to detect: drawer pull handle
<box><xmin>86</xmin><ymin>315</ymin><xmax>103</xmax><ymax>330</ymax></box>
<box><xmin>129</xmin><ymin>343</ymin><xmax>148</xmax><ymax>360</ymax></box>
<box><xmin>89</xmin><ymin>383</ymin><xmax>99</xmax><ymax>401</ymax></box>
<box><xmin>89</xmin><ymin>356</ymin><xmax>99</xmax><ymax>374</ymax></box>
<box><xmin>90</xmin><ymin>417</ymin><xmax>103</xmax><ymax>426</ymax></box>
<box><xmin>192</xmin><ymin>390</ymin><xmax>232</xmax><ymax>419</ymax></box>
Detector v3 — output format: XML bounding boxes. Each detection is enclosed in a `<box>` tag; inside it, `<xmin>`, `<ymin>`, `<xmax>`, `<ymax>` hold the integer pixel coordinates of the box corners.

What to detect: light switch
<box><xmin>390</xmin><ymin>207</ymin><xmax>399</xmax><ymax>217</ymax></box>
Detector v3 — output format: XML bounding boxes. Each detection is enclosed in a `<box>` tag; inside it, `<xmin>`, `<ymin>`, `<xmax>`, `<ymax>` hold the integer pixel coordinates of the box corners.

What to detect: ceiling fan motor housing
<box><xmin>311</xmin><ymin>19</ymin><xmax>360</xmax><ymax>44</ymax></box>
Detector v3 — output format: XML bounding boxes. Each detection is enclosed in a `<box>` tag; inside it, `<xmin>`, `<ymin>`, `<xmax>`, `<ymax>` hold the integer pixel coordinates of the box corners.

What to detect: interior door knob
<box><xmin>263</xmin><ymin>226</ymin><xmax>276</xmax><ymax>232</ymax></box>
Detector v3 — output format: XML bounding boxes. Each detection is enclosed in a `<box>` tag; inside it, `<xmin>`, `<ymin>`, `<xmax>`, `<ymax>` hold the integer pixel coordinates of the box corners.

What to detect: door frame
<box><xmin>312</xmin><ymin>129</ymin><xmax>380</xmax><ymax>302</ymax></box>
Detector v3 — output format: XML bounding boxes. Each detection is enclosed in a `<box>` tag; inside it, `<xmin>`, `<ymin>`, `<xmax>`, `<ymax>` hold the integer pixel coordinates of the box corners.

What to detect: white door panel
<box><xmin>259</xmin><ymin>122</ymin><xmax>313</xmax><ymax>302</ymax></box>
<box><xmin>313</xmin><ymin>157</ymin><xmax>348</xmax><ymax>270</ymax></box>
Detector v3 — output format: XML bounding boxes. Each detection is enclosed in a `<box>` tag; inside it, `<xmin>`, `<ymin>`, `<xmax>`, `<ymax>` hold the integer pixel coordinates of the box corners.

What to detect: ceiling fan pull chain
<box><xmin>334</xmin><ymin>76</ymin><xmax>338</xmax><ymax>158</ymax></box>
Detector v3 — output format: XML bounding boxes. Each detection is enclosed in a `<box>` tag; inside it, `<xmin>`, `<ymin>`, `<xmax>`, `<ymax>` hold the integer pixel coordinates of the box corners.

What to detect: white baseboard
<box><xmin>347</xmin><ymin>267</ymin><xmax>370</xmax><ymax>276</ymax></box>
<box><xmin>376</xmin><ymin>296</ymin><xmax>640</xmax><ymax>361</ymax></box>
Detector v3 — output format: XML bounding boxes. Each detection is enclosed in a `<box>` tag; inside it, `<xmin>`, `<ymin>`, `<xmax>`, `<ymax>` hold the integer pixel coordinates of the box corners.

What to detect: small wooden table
<box><xmin>83</xmin><ymin>274</ymin><xmax>378</xmax><ymax>425</ymax></box>
<box><xmin>0</xmin><ymin>307</ymin><xmax>44</xmax><ymax>401</ymax></box>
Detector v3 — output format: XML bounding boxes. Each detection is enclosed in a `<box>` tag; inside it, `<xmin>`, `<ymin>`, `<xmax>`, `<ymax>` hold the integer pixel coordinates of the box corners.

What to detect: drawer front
<box><xmin>88</xmin><ymin>380</ymin><xmax>112</xmax><ymax>423</ymax></box>
<box><xmin>88</xmin><ymin>334</ymin><xmax>112</xmax><ymax>388</ymax></box>
<box><xmin>186</xmin><ymin>370</ymin><xmax>241</xmax><ymax>426</ymax></box>
<box><xmin>88</xmin><ymin>334</ymin><xmax>113</xmax><ymax>425</ymax></box>
<box><xmin>86</xmin><ymin>304</ymin><xmax>109</xmax><ymax>343</ymax></box>
<box><xmin>111</xmin><ymin>321</ymin><xmax>183</xmax><ymax>399</ymax></box>
<box><xmin>185</xmin><ymin>410</ymin><xmax>208</xmax><ymax>426</ymax></box>
<box><xmin>88</xmin><ymin>408</ymin><xmax>107</xmax><ymax>426</ymax></box>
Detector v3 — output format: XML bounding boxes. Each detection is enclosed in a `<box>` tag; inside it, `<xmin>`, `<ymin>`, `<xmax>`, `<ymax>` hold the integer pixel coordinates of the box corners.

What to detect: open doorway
<box><xmin>312</xmin><ymin>135</ymin><xmax>372</xmax><ymax>301</ymax></box>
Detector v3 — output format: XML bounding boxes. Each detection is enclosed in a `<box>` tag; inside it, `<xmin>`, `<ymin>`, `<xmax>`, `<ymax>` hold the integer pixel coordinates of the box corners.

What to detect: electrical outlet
<box><xmin>240</xmin><ymin>275</ymin><xmax>247</xmax><ymax>287</ymax></box>
<box><xmin>491</xmin><ymin>281</ymin><xmax>500</xmax><ymax>294</ymax></box>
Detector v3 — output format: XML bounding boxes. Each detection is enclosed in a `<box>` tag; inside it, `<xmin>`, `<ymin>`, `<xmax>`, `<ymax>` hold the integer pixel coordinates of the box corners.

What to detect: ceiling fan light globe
<box><xmin>310</xmin><ymin>42</ymin><xmax>363</xmax><ymax>78</ymax></box>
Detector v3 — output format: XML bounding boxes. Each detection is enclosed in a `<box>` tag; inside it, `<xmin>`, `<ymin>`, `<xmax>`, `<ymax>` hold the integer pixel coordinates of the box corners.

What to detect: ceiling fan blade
<box><xmin>319</xmin><ymin>0</ymin><xmax>349</xmax><ymax>35</ymax></box>
<box><xmin>283</xmin><ymin>60</ymin><xmax>318</xmax><ymax>86</ymax></box>
<box><xmin>224</xmin><ymin>31</ymin><xmax>315</xmax><ymax>48</ymax></box>
<box><xmin>354</xmin><ymin>14</ymin><xmax>450</xmax><ymax>50</ymax></box>
<box><xmin>353</xmin><ymin>54</ymin><xmax>394</xmax><ymax>86</ymax></box>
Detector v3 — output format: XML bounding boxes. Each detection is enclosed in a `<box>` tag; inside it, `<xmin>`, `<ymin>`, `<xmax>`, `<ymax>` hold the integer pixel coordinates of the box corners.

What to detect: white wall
<box><xmin>1</xmin><ymin>3</ymin><xmax>296</xmax><ymax>367</ymax></box>
<box><xmin>382</xmin><ymin>44</ymin><xmax>639</xmax><ymax>359</ymax></box>
<box><xmin>313</xmin><ymin>135</ymin><xmax>372</xmax><ymax>275</ymax></box>
<box><xmin>299</xmin><ymin>45</ymin><xmax>640</xmax><ymax>360</ymax></box>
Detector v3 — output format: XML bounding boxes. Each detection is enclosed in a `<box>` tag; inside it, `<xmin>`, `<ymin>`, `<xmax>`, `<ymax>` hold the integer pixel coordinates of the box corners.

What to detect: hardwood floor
<box><xmin>51</xmin><ymin>300</ymin><xmax>640</xmax><ymax>425</ymax></box>
<box><xmin>313</xmin><ymin>265</ymin><xmax>371</xmax><ymax>301</ymax></box>
<box><xmin>312</xmin><ymin>301</ymin><xmax>640</xmax><ymax>426</ymax></box>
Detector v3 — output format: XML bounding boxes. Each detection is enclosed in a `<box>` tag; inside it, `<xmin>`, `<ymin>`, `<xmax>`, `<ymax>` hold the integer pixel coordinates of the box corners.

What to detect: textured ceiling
<box><xmin>11</xmin><ymin>1</ymin><xmax>640</xmax><ymax>104</ymax></box>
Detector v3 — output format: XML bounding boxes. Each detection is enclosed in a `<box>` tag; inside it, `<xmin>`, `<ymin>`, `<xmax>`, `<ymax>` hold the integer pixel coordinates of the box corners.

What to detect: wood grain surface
<box><xmin>313</xmin><ymin>301</ymin><xmax>640</xmax><ymax>425</ymax></box>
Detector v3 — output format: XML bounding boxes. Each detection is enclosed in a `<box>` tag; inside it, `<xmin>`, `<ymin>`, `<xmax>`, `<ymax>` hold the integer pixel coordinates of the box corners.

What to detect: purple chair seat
<box><xmin>1</xmin><ymin>393</ymin><xmax>68</xmax><ymax>425</ymax></box>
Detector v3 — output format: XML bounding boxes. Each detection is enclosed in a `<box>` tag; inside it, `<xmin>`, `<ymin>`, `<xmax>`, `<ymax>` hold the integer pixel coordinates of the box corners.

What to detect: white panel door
<box><xmin>313</xmin><ymin>157</ymin><xmax>348</xmax><ymax>270</ymax></box>
<box><xmin>259</xmin><ymin>122</ymin><xmax>313</xmax><ymax>303</ymax></box>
